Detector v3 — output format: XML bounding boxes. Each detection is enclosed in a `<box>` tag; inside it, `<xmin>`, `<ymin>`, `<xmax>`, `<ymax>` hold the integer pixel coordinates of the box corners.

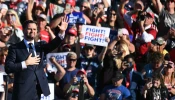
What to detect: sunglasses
<box><xmin>2</xmin><ymin>33</ymin><xmax>11</xmax><ymax>37</ymax></box>
<box><xmin>167</xmin><ymin>0</ymin><xmax>174</xmax><ymax>2</ymax></box>
<box><xmin>7</xmin><ymin>14</ymin><xmax>15</xmax><ymax>16</ymax></box>
<box><xmin>110</xmin><ymin>13</ymin><xmax>116</xmax><ymax>16</ymax></box>
<box><xmin>69</xmin><ymin>59</ymin><xmax>77</xmax><ymax>61</ymax></box>
<box><xmin>81</xmin><ymin>5</ymin><xmax>88</xmax><ymax>9</ymax></box>
<box><xmin>85</xmin><ymin>47</ymin><xmax>94</xmax><ymax>50</ymax></box>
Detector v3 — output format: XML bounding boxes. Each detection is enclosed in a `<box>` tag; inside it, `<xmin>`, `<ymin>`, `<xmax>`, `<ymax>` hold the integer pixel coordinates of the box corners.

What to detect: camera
<box><xmin>137</xmin><ymin>11</ymin><xmax>146</xmax><ymax>21</ymax></box>
<box><xmin>71</xmin><ymin>92</ymin><xmax>79</xmax><ymax>98</ymax></box>
<box><xmin>76</xmin><ymin>76</ymin><xmax>81</xmax><ymax>82</ymax></box>
<box><xmin>124</xmin><ymin>61</ymin><xmax>133</xmax><ymax>68</ymax></box>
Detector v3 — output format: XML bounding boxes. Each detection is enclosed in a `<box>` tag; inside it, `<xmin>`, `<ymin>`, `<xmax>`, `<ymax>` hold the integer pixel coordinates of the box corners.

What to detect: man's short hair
<box><xmin>22</xmin><ymin>20</ymin><xmax>37</xmax><ymax>30</ymax></box>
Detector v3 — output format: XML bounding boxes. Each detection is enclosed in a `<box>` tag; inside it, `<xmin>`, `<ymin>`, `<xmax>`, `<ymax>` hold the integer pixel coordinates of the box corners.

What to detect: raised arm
<box><xmin>50</xmin><ymin>15</ymin><xmax>63</xmax><ymax>29</ymax></box>
<box><xmin>26</xmin><ymin>0</ymin><xmax>34</xmax><ymax>20</ymax></box>
<box><xmin>119</xmin><ymin>0</ymin><xmax>129</xmax><ymax>16</ymax></box>
<box><xmin>49</xmin><ymin>57</ymin><xmax>66</xmax><ymax>81</ymax></box>
<box><xmin>42</xmin><ymin>16</ymin><xmax>68</xmax><ymax>53</ymax></box>
<box><xmin>45</xmin><ymin>26</ymin><xmax>56</xmax><ymax>40</ymax></box>
<box><xmin>152</xmin><ymin>0</ymin><xmax>163</xmax><ymax>14</ymax></box>
<box><xmin>83</xmin><ymin>14</ymin><xmax>91</xmax><ymax>24</ymax></box>
<box><xmin>102</xmin><ymin>0</ymin><xmax>110</xmax><ymax>9</ymax></box>
<box><xmin>98</xmin><ymin>38</ymin><xmax>110</xmax><ymax>62</ymax></box>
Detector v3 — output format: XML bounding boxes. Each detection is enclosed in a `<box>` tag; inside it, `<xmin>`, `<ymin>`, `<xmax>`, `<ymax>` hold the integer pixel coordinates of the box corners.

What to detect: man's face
<box><xmin>144</xmin><ymin>15</ymin><xmax>153</xmax><ymax>26</ymax></box>
<box><xmin>152</xmin><ymin>60</ymin><xmax>162</xmax><ymax>69</ymax></box>
<box><xmin>66</xmin><ymin>57</ymin><xmax>77</xmax><ymax>68</ymax></box>
<box><xmin>24</xmin><ymin>23</ymin><xmax>38</xmax><ymax>41</ymax></box>
<box><xmin>85</xmin><ymin>47</ymin><xmax>94</xmax><ymax>57</ymax></box>
<box><xmin>97</xmin><ymin>4</ymin><xmax>104</xmax><ymax>13</ymax></box>
<box><xmin>166</xmin><ymin>0</ymin><xmax>175</xmax><ymax>10</ymax></box>
<box><xmin>112</xmin><ymin>78</ymin><xmax>123</xmax><ymax>86</ymax></box>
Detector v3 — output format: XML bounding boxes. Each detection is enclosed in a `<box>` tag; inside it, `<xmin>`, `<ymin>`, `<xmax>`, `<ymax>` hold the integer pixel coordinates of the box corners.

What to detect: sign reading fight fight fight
<box><xmin>80</xmin><ymin>25</ymin><xmax>110</xmax><ymax>47</ymax></box>
<box><xmin>46</xmin><ymin>52</ymin><xmax>69</xmax><ymax>73</ymax></box>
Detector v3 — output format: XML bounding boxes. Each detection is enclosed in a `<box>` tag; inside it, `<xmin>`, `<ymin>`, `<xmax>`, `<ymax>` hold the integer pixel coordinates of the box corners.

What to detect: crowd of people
<box><xmin>0</xmin><ymin>0</ymin><xmax>175</xmax><ymax>100</ymax></box>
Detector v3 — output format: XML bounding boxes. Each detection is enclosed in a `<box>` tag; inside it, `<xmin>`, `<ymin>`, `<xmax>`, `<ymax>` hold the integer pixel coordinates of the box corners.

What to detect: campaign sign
<box><xmin>46</xmin><ymin>52</ymin><xmax>69</xmax><ymax>73</ymax></box>
<box><xmin>80</xmin><ymin>25</ymin><xmax>110</xmax><ymax>47</ymax></box>
<box><xmin>67</xmin><ymin>12</ymin><xmax>83</xmax><ymax>25</ymax></box>
<box><xmin>40</xmin><ymin>83</ymin><xmax>54</xmax><ymax>100</ymax></box>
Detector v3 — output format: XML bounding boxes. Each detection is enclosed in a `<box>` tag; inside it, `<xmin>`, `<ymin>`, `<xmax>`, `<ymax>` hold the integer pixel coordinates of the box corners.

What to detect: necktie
<box><xmin>126</xmin><ymin>72</ymin><xmax>130</xmax><ymax>88</ymax></box>
<box><xmin>28</xmin><ymin>43</ymin><xmax>35</xmax><ymax>57</ymax></box>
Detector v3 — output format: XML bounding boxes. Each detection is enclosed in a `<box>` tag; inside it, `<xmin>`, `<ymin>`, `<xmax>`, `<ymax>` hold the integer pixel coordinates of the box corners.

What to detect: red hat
<box><xmin>72</xmin><ymin>88</ymin><xmax>79</xmax><ymax>93</ymax></box>
<box><xmin>147</xmin><ymin>12</ymin><xmax>154</xmax><ymax>19</ymax></box>
<box><xmin>67</xmin><ymin>28</ymin><xmax>77</xmax><ymax>36</ymax></box>
<box><xmin>77</xmin><ymin>68</ymin><xmax>86</xmax><ymax>75</ymax></box>
<box><xmin>66</xmin><ymin>0</ymin><xmax>76</xmax><ymax>7</ymax></box>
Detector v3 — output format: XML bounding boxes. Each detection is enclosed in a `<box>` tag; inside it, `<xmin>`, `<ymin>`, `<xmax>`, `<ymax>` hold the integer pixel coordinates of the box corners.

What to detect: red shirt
<box><xmin>40</xmin><ymin>30</ymin><xmax>50</xmax><ymax>43</ymax></box>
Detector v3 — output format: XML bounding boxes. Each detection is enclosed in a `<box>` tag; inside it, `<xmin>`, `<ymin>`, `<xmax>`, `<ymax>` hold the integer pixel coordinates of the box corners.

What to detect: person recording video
<box><xmin>132</xmin><ymin>11</ymin><xmax>157</xmax><ymax>63</ymax></box>
<box><xmin>63</xmin><ymin>68</ymin><xmax>95</xmax><ymax>100</ymax></box>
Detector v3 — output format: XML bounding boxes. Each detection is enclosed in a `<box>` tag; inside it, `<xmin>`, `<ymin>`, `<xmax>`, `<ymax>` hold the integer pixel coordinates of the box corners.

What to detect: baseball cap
<box><xmin>72</xmin><ymin>88</ymin><xmax>79</xmax><ymax>93</ymax></box>
<box><xmin>151</xmin><ymin>37</ymin><xmax>166</xmax><ymax>45</ymax></box>
<box><xmin>0</xmin><ymin>4</ymin><xmax>8</xmax><ymax>10</ymax></box>
<box><xmin>66</xmin><ymin>52</ymin><xmax>77</xmax><ymax>59</ymax></box>
<box><xmin>76</xmin><ymin>17</ymin><xmax>85</xmax><ymax>24</ymax></box>
<box><xmin>147</xmin><ymin>12</ymin><xmax>154</xmax><ymax>19</ymax></box>
<box><xmin>77</xmin><ymin>68</ymin><xmax>86</xmax><ymax>75</ymax></box>
<box><xmin>118</xmin><ymin>28</ymin><xmax>129</xmax><ymax>36</ymax></box>
<box><xmin>66</xmin><ymin>0</ymin><xmax>76</xmax><ymax>7</ymax></box>
<box><xmin>112</xmin><ymin>71</ymin><xmax>124</xmax><ymax>81</ymax></box>
<box><xmin>62</xmin><ymin>44</ymin><xmax>71</xmax><ymax>52</ymax></box>
<box><xmin>167</xmin><ymin>61</ymin><xmax>174</xmax><ymax>68</ymax></box>
<box><xmin>67</xmin><ymin>28</ymin><xmax>77</xmax><ymax>36</ymax></box>
<box><xmin>84</xmin><ymin>44</ymin><xmax>95</xmax><ymax>49</ymax></box>
<box><xmin>38</xmin><ymin>14</ymin><xmax>47</xmax><ymax>20</ymax></box>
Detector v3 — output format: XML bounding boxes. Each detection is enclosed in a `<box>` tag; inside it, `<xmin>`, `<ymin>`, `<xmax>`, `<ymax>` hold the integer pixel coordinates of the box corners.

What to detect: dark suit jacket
<box><xmin>122</xmin><ymin>70</ymin><xmax>145</xmax><ymax>100</ymax></box>
<box><xmin>5</xmin><ymin>37</ymin><xmax>62</xmax><ymax>100</ymax></box>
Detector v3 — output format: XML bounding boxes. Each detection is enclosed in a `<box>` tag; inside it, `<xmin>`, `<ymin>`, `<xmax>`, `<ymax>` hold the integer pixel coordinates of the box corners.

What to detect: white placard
<box><xmin>0</xmin><ymin>72</ymin><xmax>4</xmax><ymax>92</ymax></box>
<box><xmin>80</xmin><ymin>25</ymin><xmax>110</xmax><ymax>47</ymax></box>
<box><xmin>46</xmin><ymin>52</ymin><xmax>69</xmax><ymax>73</ymax></box>
<box><xmin>40</xmin><ymin>83</ymin><xmax>54</xmax><ymax>100</ymax></box>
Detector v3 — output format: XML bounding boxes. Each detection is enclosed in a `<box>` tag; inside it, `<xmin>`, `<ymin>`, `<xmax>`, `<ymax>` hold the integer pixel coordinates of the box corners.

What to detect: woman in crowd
<box><xmin>162</xmin><ymin>61</ymin><xmax>175</xmax><ymax>99</ymax></box>
<box><xmin>96</xmin><ymin>7</ymin><xmax>124</xmax><ymax>30</ymax></box>
<box><xmin>0</xmin><ymin>47</ymin><xmax>13</xmax><ymax>100</ymax></box>
<box><xmin>4</xmin><ymin>9</ymin><xmax>22</xmax><ymax>30</ymax></box>
<box><xmin>63</xmin><ymin>68</ymin><xmax>95</xmax><ymax>99</ymax></box>
<box><xmin>80</xmin><ymin>1</ymin><xmax>92</xmax><ymax>20</ymax></box>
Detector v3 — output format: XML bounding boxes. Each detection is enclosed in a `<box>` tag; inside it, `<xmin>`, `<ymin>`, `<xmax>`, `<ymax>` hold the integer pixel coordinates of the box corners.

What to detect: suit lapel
<box><xmin>20</xmin><ymin>40</ymin><xmax>29</xmax><ymax>60</ymax></box>
<box><xmin>35</xmin><ymin>42</ymin><xmax>44</xmax><ymax>70</ymax></box>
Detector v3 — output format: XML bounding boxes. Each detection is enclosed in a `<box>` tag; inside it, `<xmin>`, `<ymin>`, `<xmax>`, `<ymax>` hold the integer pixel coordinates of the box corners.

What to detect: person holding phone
<box><xmin>161</xmin><ymin>61</ymin><xmax>175</xmax><ymax>99</ymax></box>
<box><xmin>143</xmin><ymin>74</ymin><xmax>169</xmax><ymax>100</ymax></box>
<box><xmin>121</xmin><ymin>54</ymin><xmax>145</xmax><ymax>100</ymax></box>
<box><xmin>63</xmin><ymin>68</ymin><xmax>95</xmax><ymax>99</ymax></box>
<box><xmin>3</xmin><ymin>9</ymin><xmax>24</xmax><ymax>45</ymax></box>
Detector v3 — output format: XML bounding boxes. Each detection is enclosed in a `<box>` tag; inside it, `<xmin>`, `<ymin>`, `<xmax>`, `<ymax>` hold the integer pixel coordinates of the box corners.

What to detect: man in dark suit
<box><xmin>121</xmin><ymin>54</ymin><xmax>145</xmax><ymax>100</ymax></box>
<box><xmin>5</xmin><ymin>18</ymin><xmax>68</xmax><ymax>100</ymax></box>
